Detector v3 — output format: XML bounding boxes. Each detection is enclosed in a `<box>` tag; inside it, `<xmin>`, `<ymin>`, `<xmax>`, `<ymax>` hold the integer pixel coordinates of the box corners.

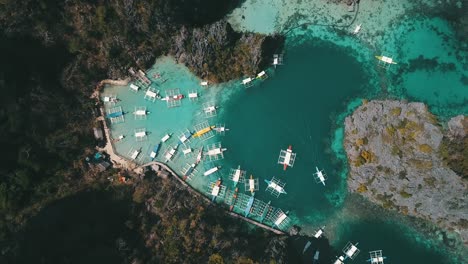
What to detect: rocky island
<box><xmin>344</xmin><ymin>100</ymin><xmax>467</xmax><ymax>243</ymax></box>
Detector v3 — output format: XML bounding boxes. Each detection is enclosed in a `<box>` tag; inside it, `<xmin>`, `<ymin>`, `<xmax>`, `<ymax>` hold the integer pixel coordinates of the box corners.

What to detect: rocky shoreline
<box><xmin>344</xmin><ymin>100</ymin><xmax>467</xmax><ymax>244</ymax></box>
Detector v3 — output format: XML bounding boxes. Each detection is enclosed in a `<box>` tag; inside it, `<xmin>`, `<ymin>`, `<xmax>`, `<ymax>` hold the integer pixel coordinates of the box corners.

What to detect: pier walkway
<box><xmin>138</xmin><ymin>161</ymin><xmax>286</xmax><ymax>235</ymax></box>
<box><xmin>93</xmin><ymin>78</ymin><xmax>286</xmax><ymax>236</ymax></box>
<box><xmin>96</xmin><ymin>113</ymin><xmax>137</xmax><ymax>170</ymax></box>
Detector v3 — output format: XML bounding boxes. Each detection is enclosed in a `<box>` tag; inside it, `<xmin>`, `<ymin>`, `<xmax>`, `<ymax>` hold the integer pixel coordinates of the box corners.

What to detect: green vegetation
<box><xmin>408</xmin><ymin>159</ymin><xmax>433</xmax><ymax>170</ymax></box>
<box><xmin>0</xmin><ymin>1</ymin><xmax>287</xmax><ymax>262</ymax></box>
<box><xmin>0</xmin><ymin>38</ymin><xmax>94</xmax><ymax>217</ymax></box>
<box><xmin>361</xmin><ymin>150</ymin><xmax>374</xmax><ymax>163</ymax></box>
<box><xmin>357</xmin><ymin>183</ymin><xmax>368</xmax><ymax>193</ymax></box>
<box><xmin>399</xmin><ymin>190</ymin><xmax>413</xmax><ymax>198</ymax></box>
<box><xmin>423</xmin><ymin>177</ymin><xmax>437</xmax><ymax>187</ymax></box>
<box><xmin>386</xmin><ymin>125</ymin><xmax>396</xmax><ymax>137</ymax></box>
<box><xmin>390</xmin><ymin>107</ymin><xmax>402</xmax><ymax>116</ymax></box>
<box><xmin>418</xmin><ymin>144</ymin><xmax>433</xmax><ymax>153</ymax></box>
<box><xmin>128</xmin><ymin>175</ymin><xmax>290</xmax><ymax>263</ymax></box>
<box><xmin>355</xmin><ymin>137</ymin><xmax>368</xmax><ymax>147</ymax></box>
<box><xmin>376</xmin><ymin>194</ymin><xmax>396</xmax><ymax>209</ymax></box>
<box><xmin>209</xmin><ymin>254</ymin><xmax>225</xmax><ymax>264</ymax></box>
<box><xmin>439</xmin><ymin>136</ymin><xmax>468</xmax><ymax>178</ymax></box>
<box><xmin>391</xmin><ymin>145</ymin><xmax>402</xmax><ymax>157</ymax></box>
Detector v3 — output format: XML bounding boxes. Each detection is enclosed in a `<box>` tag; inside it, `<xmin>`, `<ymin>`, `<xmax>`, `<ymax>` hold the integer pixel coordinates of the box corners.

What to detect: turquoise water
<box><xmin>103</xmin><ymin>1</ymin><xmax>467</xmax><ymax>263</ymax></box>
<box><xmin>221</xmin><ymin>41</ymin><xmax>367</xmax><ymax>224</ymax></box>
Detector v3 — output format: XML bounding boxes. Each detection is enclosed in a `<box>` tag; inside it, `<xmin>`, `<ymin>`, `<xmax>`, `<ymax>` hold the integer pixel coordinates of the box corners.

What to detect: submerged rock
<box><xmin>344</xmin><ymin>100</ymin><xmax>468</xmax><ymax>243</ymax></box>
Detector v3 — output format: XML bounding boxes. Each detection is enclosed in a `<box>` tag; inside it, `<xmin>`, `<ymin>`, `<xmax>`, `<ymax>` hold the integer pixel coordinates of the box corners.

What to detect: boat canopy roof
<box><xmin>345</xmin><ymin>245</ymin><xmax>358</xmax><ymax>258</ymax></box>
<box><xmin>107</xmin><ymin>111</ymin><xmax>123</xmax><ymax>118</ymax></box>
<box><xmin>146</xmin><ymin>90</ymin><xmax>157</xmax><ymax>97</ymax></box>
<box><xmin>135</xmin><ymin>131</ymin><xmax>146</xmax><ymax>137</ymax></box>
<box><xmin>131</xmin><ymin>150</ymin><xmax>140</xmax><ymax>159</ymax></box>
<box><xmin>135</xmin><ymin>110</ymin><xmax>146</xmax><ymax>115</ymax></box>
<box><xmin>161</xmin><ymin>134</ymin><xmax>170</xmax><ymax>142</ymax></box>
<box><xmin>381</xmin><ymin>56</ymin><xmax>394</xmax><ymax>63</ymax></box>
<box><xmin>211</xmin><ymin>186</ymin><xmax>220</xmax><ymax>196</ymax></box>
<box><xmin>274</xmin><ymin>213</ymin><xmax>288</xmax><ymax>226</ymax></box>
<box><xmin>314</xmin><ymin>229</ymin><xmax>323</xmax><ymax>238</ymax></box>
<box><xmin>183</xmin><ymin>148</ymin><xmax>192</xmax><ymax>154</ymax></box>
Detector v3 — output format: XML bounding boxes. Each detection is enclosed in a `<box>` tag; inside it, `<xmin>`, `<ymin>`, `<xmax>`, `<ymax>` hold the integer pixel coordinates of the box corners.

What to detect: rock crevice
<box><xmin>344</xmin><ymin>100</ymin><xmax>467</xmax><ymax>243</ymax></box>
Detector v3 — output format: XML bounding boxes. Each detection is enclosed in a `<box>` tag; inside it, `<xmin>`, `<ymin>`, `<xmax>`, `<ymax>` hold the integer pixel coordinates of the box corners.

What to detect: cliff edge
<box><xmin>344</xmin><ymin>100</ymin><xmax>467</xmax><ymax>243</ymax></box>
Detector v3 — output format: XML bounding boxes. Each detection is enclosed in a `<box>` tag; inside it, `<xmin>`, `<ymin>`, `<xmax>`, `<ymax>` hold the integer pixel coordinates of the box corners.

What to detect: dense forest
<box><xmin>8</xmin><ymin>175</ymin><xmax>331</xmax><ymax>264</ymax></box>
<box><xmin>0</xmin><ymin>0</ymin><xmax>289</xmax><ymax>262</ymax></box>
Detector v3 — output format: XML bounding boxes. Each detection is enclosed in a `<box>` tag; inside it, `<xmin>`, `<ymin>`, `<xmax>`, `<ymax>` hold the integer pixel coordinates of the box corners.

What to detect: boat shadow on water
<box><xmin>287</xmin><ymin>231</ymin><xmax>335</xmax><ymax>264</ymax></box>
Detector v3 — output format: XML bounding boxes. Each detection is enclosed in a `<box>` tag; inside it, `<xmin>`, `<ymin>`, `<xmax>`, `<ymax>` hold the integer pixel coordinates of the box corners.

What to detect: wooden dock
<box><xmin>227</xmin><ymin>211</ymin><xmax>286</xmax><ymax>235</ymax></box>
<box><xmin>96</xmin><ymin>109</ymin><xmax>137</xmax><ymax>170</ymax></box>
<box><xmin>93</xmin><ymin>78</ymin><xmax>287</xmax><ymax>236</ymax></box>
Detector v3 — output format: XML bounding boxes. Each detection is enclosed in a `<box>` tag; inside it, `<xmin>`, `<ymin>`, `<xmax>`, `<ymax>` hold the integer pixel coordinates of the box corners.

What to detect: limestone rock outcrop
<box><xmin>344</xmin><ymin>100</ymin><xmax>468</xmax><ymax>243</ymax></box>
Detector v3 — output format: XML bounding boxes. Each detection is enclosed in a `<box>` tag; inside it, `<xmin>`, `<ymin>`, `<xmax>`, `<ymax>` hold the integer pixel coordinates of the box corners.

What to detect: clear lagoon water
<box><xmin>102</xmin><ymin>1</ymin><xmax>467</xmax><ymax>263</ymax></box>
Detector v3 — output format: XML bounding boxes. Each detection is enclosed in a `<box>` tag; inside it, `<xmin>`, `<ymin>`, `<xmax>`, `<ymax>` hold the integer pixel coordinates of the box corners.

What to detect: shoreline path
<box><xmin>93</xmin><ymin>79</ymin><xmax>286</xmax><ymax>236</ymax></box>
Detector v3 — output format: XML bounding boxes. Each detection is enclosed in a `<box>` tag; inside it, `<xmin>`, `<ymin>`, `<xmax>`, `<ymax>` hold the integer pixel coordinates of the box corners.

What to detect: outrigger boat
<box><xmin>375</xmin><ymin>55</ymin><xmax>397</xmax><ymax>65</ymax></box>
<box><xmin>284</xmin><ymin>146</ymin><xmax>292</xmax><ymax>170</ymax></box>
<box><xmin>106</xmin><ymin>110</ymin><xmax>123</xmax><ymax>119</ymax></box>
<box><xmin>232</xmin><ymin>166</ymin><xmax>242</xmax><ymax>187</ymax></box>
<box><xmin>353</xmin><ymin>24</ymin><xmax>362</xmax><ymax>34</ymax></box>
<box><xmin>344</xmin><ymin>242</ymin><xmax>360</xmax><ymax>259</ymax></box>
<box><xmin>333</xmin><ymin>242</ymin><xmax>360</xmax><ymax>264</ymax></box>
<box><xmin>211</xmin><ymin>179</ymin><xmax>222</xmax><ymax>202</ymax></box>
<box><xmin>206</xmin><ymin>146</ymin><xmax>227</xmax><ymax>156</ymax></box>
<box><xmin>182</xmin><ymin>148</ymin><xmax>203</xmax><ymax>180</ymax></box>
<box><xmin>303</xmin><ymin>241</ymin><xmax>312</xmax><ymax>254</ymax></box>
<box><xmin>244</xmin><ymin>193</ymin><xmax>255</xmax><ymax>217</ymax></box>
<box><xmin>164</xmin><ymin>145</ymin><xmax>178</xmax><ymax>162</ymax></box>
<box><xmin>161</xmin><ymin>133</ymin><xmax>171</xmax><ymax>142</ymax></box>
<box><xmin>278</xmin><ymin>145</ymin><xmax>295</xmax><ymax>170</ymax></box>
<box><xmin>213</xmin><ymin>126</ymin><xmax>229</xmax><ymax>133</ymax></box>
<box><xmin>179</xmin><ymin>130</ymin><xmax>192</xmax><ymax>144</ymax></box>
<box><xmin>183</xmin><ymin>163</ymin><xmax>196</xmax><ymax>180</ymax></box>
<box><xmin>264</xmin><ymin>178</ymin><xmax>287</xmax><ymax>195</ymax></box>
<box><xmin>259</xmin><ymin>201</ymin><xmax>271</xmax><ymax>223</ymax></box>
<box><xmin>314</xmin><ymin>167</ymin><xmax>327</xmax><ymax>186</ymax></box>
<box><xmin>149</xmin><ymin>142</ymin><xmax>161</xmax><ymax>160</ymax></box>
<box><xmin>196</xmin><ymin>147</ymin><xmax>203</xmax><ymax>164</ymax></box>
<box><xmin>204</xmin><ymin>105</ymin><xmax>217</xmax><ymax>114</ymax></box>
<box><xmin>193</xmin><ymin>126</ymin><xmax>215</xmax><ymax>138</ymax></box>
<box><xmin>130</xmin><ymin>148</ymin><xmax>141</xmax><ymax>160</ymax></box>
<box><xmin>314</xmin><ymin>226</ymin><xmax>325</xmax><ymax>238</ymax></box>
<box><xmin>112</xmin><ymin>134</ymin><xmax>125</xmax><ymax>143</ymax></box>
<box><xmin>229</xmin><ymin>188</ymin><xmax>239</xmax><ymax>211</ymax></box>
<box><xmin>367</xmin><ymin>250</ymin><xmax>386</xmax><ymax>264</ymax></box>
<box><xmin>133</xmin><ymin>109</ymin><xmax>149</xmax><ymax>116</ymax></box>
<box><xmin>248</xmin><ymin>175</ymin><xmax>256</xmax><ymax>194</ymax></box>
<box><xmin>203</xmin><ymin>166</ymin><xmax>219</xmax><ymax>176</ymax></box>
<box><xmin>313</xmin><ymin>251</ymin><xmax>320</xmax><ymax>264</ymax></box>
<box><xmin>334</xmin><ymin>256</ymin><xmax>345</xmax><ymax>264</ymax></box>
<box><xmin>103</xmin><ymin>96</ymin><xmax>118</xmax><ymax>103</ymax></box>
<box><xmin>161</xmin><ymin>94</ymin><xmax>184</xmax><ymax>101</ymax></box>
<box><xmin>274</xmin><ymin>210</ymin><xmax>289</xmax><ymax>228</ymax></box>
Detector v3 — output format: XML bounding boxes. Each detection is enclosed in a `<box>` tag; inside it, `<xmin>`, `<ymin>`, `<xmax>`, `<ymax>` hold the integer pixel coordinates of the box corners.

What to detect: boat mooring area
<box><xmin>101</xmin><ymin>57</ymin><xmax>293</xmax><ymax>233</ymax></box>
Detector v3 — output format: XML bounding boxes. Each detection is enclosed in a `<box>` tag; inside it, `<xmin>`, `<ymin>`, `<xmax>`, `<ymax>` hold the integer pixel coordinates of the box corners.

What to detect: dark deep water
<box><xmin>220</xmin><ymin>41</ymin><xmax>455</xmax><ymax>264</ymax></box>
